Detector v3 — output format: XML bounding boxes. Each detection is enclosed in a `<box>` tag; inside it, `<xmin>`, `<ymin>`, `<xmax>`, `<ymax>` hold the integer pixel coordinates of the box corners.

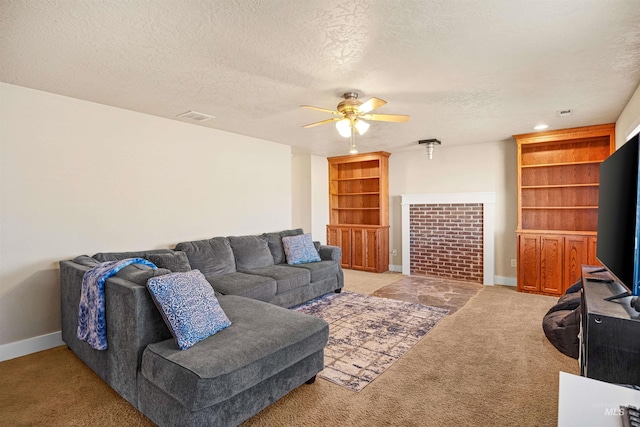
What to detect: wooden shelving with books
<box><xmin>514</xmin><ymin>124</ymin><xmax>615</xmax><ymax>296</ymax></box>
<box><xmin>327</xmin><ymin>152</ymin><xmax>390</xmax><ymax>273</ymax></box>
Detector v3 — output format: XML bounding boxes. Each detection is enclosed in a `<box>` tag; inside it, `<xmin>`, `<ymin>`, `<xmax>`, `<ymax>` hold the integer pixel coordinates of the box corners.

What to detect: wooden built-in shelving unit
<box><xmin>514</xmin><ymin>124</ymin><xmax>615</xmax><ymax>295</ymax></box>
<box><xmin>327</xmin><ymin>152</ymin><xmax>389</xmax><ymax>273</ymax></box>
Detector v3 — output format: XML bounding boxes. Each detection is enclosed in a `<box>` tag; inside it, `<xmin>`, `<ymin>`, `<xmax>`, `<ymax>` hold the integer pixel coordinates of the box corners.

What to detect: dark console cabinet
<box><xmin>580</xmin><ymin>266</ymin><xmax>640</xmax><ymax>385</ymax></box>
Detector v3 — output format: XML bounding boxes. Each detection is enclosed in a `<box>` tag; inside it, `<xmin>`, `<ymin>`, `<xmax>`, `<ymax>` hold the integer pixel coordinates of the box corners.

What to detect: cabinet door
<box><xmin>351</xmin><ymin>228</ymin><xmax>366</xmax><ymax>270</ymax></box>
<box><xmin>540</xmin><ymin>235</ymin><xmax>564</xmax><ymax>295</ymax></box>
<box><xmin>328</xmin><ymin>227</ymin><xmax>352</xmax><ymax>268</ymax></box>
<box><xmin>518</xmin><ymin>235</ymin><xmax>541</xmax><ymax>292</ymax></box>
<box><xmin>363</xmin><ymin>228</ymin><xmax>379</xmax><ymax>272</ymax></box>
<box><xmin>565</xmin><ymin>236</ymin><xmax>588</xmax><ymax>290</ymax></box>
<box><xmin>587</xmin><ymin>237</ymin><xmax>600</xmax><ymax>266</ymax></box>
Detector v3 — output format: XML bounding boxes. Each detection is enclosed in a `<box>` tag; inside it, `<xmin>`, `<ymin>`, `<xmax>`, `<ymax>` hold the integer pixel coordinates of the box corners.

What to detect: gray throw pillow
<box><xmin>147</xmin><ymin>252</ymin><xmax>191</xmax><ymax>273</ymax></box>
<box><xmin>261</xmin><ymin>228</ymin><xmax>304</xmax><ymax>265</ymax></box>
<box><xmin>282</xmin><ymin>234</ymin><xmax>321</xmax><ymax>265</ymax></box>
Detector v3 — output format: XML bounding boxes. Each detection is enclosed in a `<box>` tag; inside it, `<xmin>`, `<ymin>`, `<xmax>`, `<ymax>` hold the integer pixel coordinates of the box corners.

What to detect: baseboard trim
<box><xmin>388</xmin><ymin>264</ymin><xmax>402</xmax><ymax>273</ymax></box>
<box><xmin>494</xmin><ymin>276</ymin><xmax>517</xmax><ymax>287</ymax></box>
<box><xmin>0</xmin><ymin>331</ymin><xmax>63</xmax><ymax>362</ymax></box>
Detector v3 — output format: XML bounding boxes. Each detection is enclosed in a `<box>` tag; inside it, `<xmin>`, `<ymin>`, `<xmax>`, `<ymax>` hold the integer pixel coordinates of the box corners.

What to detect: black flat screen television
<box><xmin>596</xmin><ymin>133</ymin><xmax>640</xmax><ymax>296</ymax></box>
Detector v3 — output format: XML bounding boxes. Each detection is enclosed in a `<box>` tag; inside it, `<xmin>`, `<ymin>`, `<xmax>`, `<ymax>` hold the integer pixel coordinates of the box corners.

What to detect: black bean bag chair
<box><xmin>542</xmin><ymin>285</ymin><xmax>582</xmax><ymax>359</ymax></box>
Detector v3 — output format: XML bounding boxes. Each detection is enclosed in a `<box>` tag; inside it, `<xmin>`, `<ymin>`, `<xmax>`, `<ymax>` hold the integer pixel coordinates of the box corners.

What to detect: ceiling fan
<box><xmin>301</xmin><ymin>92</ymin><xmax>410</xmax><ymax>138</ymax></box>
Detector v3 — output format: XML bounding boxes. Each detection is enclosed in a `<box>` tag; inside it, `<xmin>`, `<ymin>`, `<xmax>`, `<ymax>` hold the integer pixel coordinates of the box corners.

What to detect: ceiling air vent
<box><xmin>556</xmin><ymin>109</ymin><xmax>573</xmax><ymax>117</ymax></box>
<box><xmin>177</xmin><ymin>111</ymin><xmax>215</xmax><ymax>122</ymax></box>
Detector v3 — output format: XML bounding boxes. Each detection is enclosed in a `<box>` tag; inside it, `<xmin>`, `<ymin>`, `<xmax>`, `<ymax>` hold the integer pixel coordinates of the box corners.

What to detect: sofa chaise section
<box><xmin>138</xmin><ymin>295</ymin><xmax>328</xmax><ymax>426</ymax></box>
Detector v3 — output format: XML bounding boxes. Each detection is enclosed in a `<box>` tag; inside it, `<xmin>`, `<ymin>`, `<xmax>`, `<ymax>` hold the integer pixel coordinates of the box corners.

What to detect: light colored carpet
<box><xmin>0</xmin><ymin>270</ymin><xmax>578</xmax><ymax>426</ymax></box>
<box><xmin>292</xmin><ymin>291</ymin><xmax>448</xmax><ymax>391</ymax></box>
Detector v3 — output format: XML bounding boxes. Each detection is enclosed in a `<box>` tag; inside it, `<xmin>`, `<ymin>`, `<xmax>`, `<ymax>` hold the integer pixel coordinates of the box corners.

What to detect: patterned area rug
<box><xmin>292</xmin><ymin>291</ymin><xmax>449</xmax><ymax>392</ymax></box>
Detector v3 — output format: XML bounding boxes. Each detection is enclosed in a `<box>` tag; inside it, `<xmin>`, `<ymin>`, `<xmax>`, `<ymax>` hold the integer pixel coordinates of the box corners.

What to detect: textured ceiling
<box><xmin>2</xmin><ymin>0</ymin><xmax>640</xmax><ymax>157</ymax></box>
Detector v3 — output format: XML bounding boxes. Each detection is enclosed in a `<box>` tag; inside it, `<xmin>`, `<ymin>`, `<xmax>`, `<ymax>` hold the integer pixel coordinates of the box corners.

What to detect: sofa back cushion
<box><xmin>93</xmin><ymin>249</ymin><xmax>174</xmax><ymax>262</ymax></box>
<box><xmin>175</xmin><ymin>237</ymin><xmax>236</xmax><ymax>277</ymax></box>
<box><xmin>147</xmin><ymin>251</ymin><xmax>192</xmax><ymax>273</ymax></box>
<box><xmin>261</xmin><ymin>228</ymin><xmax>304</xmax><ymax>265</ymax></box>
<box><xmin>228</xmin><ymin>235</ymin><xmax>274</xmax><ymax>270</ymax></box>
<box><xmin>115</xmin><ymin>263</ymin><xmax>172</xmax><ymax>285</ymax></box>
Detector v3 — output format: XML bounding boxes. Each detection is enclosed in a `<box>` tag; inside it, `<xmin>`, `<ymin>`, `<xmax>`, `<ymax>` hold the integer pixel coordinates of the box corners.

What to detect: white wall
<box><xmin>291</xmin><ymin>153</ymin><xmax>312</xmax><ymax>233</ymax></box>
<box><xmin>617</xmin><ymin>82</ymin><xmax>640</xmax><ymax>146</ymax></box>
<box><xmin>310</xmin><ymin>155</ymin><xmax>329</xmax><ymax>245</ymax></box>
<box><xmin>0</xmin><ymin>83</ymin><xmax>292</xmax><ymax>348</ymax></box>
<box><xmin>291</xmin><ymin>153</ymin><xmax>328</xmax><ymax>244</ymax></box>
<box><xmin>388</xmin><ymin>140</ymin><xmax>518</xmax><ymax>280</ymax></box>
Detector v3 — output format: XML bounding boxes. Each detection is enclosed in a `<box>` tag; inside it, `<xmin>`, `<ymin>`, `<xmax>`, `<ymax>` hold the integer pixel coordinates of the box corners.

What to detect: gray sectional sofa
<box><xmin>60</xmin><ymin>229</ymin><xmax>343</xmax><ymax>427</ymax></box>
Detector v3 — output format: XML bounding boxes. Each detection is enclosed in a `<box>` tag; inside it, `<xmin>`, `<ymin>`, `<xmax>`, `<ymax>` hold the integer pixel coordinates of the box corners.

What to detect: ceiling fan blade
<box><xmin>302</xmin><ymin>118</ymin><xmax>340</xmax><ymax>128</ymax></box>
<box><xmin>300</xmin><ymin>105</ymin><xmax>342</xmax><ymax>116</ymax></box>
<box><xmin>361</xmin><ymin>113</ymin><xmax>410</xmax><ymax>123</ymax></box>
<box><xmin>358</xmin><ymin>97</ymin><xmax>387</xmax><ymax>113</ymax></box>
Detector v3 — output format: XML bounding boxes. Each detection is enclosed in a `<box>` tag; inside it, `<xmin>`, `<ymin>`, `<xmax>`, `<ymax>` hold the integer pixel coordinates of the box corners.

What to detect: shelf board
<box><xmin>522</xmin><ymin>206</ymin><xmax>598</xmax><ymax>210</ymax></box>
<box><xmin>333</xmin><ymin>192</ymin><xmax>381</xmax><ymax>195</ymax></box>
<box><xmin>332</xmin><ymin>207</ymin><xmax>380</xmax><ymax>210</ymax></box>
<box><xmin>332</xmin><ymin>176</ymin><xmax>380</xmax><ymax>181</ymax></box>
<box><xmin>328</xmin><ymin>224</ymin><xmax>388</xmax><ymax>228</ymax></box>
<box><xmin>521</xmin><ymin>183</ymin><xmax>599</xmax><ymax>189</ymax></box>
<box><xmin>517</xmin><ymin>229</ymin><xmax>598</xmax><ymax>236</ymax></box>
<box><xmin>521</xmin><ymin>160</ymin><xmax>603</xmax><ymax>168</ymax></box>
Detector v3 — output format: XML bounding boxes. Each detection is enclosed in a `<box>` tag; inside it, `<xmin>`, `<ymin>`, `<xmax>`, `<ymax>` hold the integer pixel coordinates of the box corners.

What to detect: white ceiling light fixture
<box><xmin>354</xmin><ymin>119</ymin><xmax>370</xmax><ymax>135</ymax></box>
<box><xmin>335</xmin><ymin>118</ymin><xmax>351</xmax><ymax>137</ymax></box>
<box><xmin>418</xmin><ymin>139</ymin><xmax>442</xmax><ymax>160</ymax></box>
<box><xmin>336</xmin><ymin>117</ymin><xmax>370</xmax><ymax>139</ymax></box>
<box><xmin>534</xmin><ymin>124</ymin><xmax>549</xmax><ymax>130</ymax></box>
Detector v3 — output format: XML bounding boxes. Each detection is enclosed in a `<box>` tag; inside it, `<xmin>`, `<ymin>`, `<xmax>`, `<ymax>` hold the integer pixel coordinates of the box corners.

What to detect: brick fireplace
<box><xmin>401</xmin><ymin>193</ymin><xmax>496</xmax><ymax>285</ymax></box>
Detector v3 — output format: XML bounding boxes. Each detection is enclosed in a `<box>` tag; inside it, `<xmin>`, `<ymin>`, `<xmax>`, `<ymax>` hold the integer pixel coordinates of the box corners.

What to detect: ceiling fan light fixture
<box><xmin>355</xmin><ymin>119</ymin><xmax>370</xmax><ymax>135</ymax></box>
<box><xmin>336</xmin><ymin>118</ymin><xmax>351</xmax><ymax>138</ymax></box>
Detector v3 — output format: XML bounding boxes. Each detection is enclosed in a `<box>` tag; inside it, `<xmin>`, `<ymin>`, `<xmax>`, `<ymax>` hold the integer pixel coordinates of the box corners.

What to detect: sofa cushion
<box><xmin>261</xmin><ymin>228</ymin><xmax>304</xmax><ymax>265</ymax></box>
<box><xmin>228</xmin><ymin>235</ymin><xmax>274</xmax><ymax>270</ymax></box>
<box><xmin>72</xmin><ymin>255</ymin><xmax>100</xmax><ymax>268</ymax></box>
<box><xmin>114</xmin><ymin>263</ymin><xmax>171</xmax><ymax>285</ymax></box>
<box><xmin>207</xmin><ymin>272</ymin><xmax>277</xmax><ymax>302</ymax></box>
<box><xmin>146</xmin><ymin>270</ymin><xmax>232</xmax><ymax>350</ymax></box>
<box><xmin>147</xmin><ymin>251</ymin><xmax>191</xmax><ymax>273</ymax></box>
<box><xmin>241</xmin><ymin>265</ymin><xmax>310</xmax><ymax>294</ymax></box>
<box><xmin>93</xmin><ymin>249</ymin><xmax>174</xmax><ymax>262</ymax></box>
<box><xmin>291</xmin><ymin>260</ymin><xmax>339</xmax><ymax>283</ymax></box>
<box><xmin>282</xmin><ymin>234</ymin><xmax>321</xmax><ymax>265</ymax></box>
<box><xmin>175</xmin><ymin>237</ymin><xmax>236</xmax><ymax>277</ymax></box>
<box><xmin>140</xmin><ymin>295</ymin><xmax>329</xmax><ymax>411</ymax></box>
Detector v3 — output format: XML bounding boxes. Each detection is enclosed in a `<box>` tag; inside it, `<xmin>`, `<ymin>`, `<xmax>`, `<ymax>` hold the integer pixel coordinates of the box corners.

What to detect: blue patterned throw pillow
<box><xmin>282</xmin><ymin>233</ymin><xmax>321</xmax><ymax>265</ymax></box>
<box><xmin>146</xmin><ymin>270</ymin><xmax>231</xmax><ymax>350</ymax></box>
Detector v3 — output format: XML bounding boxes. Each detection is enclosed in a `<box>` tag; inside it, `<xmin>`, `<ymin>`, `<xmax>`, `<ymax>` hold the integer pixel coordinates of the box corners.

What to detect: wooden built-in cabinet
<box><xmin>515</xmin><ymin>124</ymin><xmax>615</xmax><ymax>295</ymax></box>
<box><xmin>326</xmin><ymin>152</ymin><xmax>390</xmax><ymax>273</ymax></box>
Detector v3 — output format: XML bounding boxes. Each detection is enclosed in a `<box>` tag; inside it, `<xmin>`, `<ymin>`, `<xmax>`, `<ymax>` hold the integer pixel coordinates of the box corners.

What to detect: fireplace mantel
<box><xmin>401</xmin><ymin>192</ymin><xmax>496</xmax><ymax>285</ymax></box>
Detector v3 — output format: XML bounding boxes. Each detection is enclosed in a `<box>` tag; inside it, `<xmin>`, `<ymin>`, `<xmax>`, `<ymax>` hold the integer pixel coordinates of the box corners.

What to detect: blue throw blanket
<box><xmin>77</xmin><ymin>258</ymin><xmax>156</xmax><ymax>350</ymax></box>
